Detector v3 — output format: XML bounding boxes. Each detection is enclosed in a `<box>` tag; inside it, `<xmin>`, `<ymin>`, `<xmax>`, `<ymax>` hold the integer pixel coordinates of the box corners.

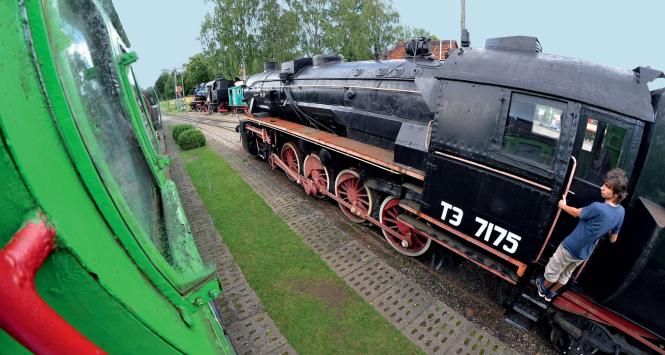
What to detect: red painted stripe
<box><xmin>554</xmin><ymin>291</ymin><xmax>664</xmax><ymax>354</ymax></box>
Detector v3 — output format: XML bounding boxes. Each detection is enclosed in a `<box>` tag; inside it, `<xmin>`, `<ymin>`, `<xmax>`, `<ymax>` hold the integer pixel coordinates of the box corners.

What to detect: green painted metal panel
<box><xmin>228</xmin><ymin>86</ymin><xmax>246</xmax><ymax>107</ymax></box>
<box><xmin>0</xmin><ymin>0</ymin><xmax>234</xmax><ymax>353</ymax></box>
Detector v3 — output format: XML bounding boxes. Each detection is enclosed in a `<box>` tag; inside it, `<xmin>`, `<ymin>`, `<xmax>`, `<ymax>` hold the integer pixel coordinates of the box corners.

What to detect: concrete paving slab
<box><xmin>302</xmin><ymin>225</ymin><xmax>352</xmax><ymax>255</ymax></box>
<box><xmin>371</xmin><ymin>278</ymin><xmax>435</xmax><ymax>330</ymax></box>
<box><xmin>343</xmin><ymin>258</ymin><xmax>402</xmax><ymax>302</ymax></box>
<box><xmin>227</xmin><ymin>312</ymin><xmax>288</xmax><ymax>355</ymax></box>
<box><xmin>404</xmin><ymin>300</ymin><xmax>471</xmax><ymax>354</ymax></box>
<box><xmin>214</xmin><ymin>283</ymin><xmax>265</xmax><ymax>326</ymax></box>
<box><xmin>322</xmin><ymin>240</ymin><xmax>376</xmax><ymax>277</ymax></box>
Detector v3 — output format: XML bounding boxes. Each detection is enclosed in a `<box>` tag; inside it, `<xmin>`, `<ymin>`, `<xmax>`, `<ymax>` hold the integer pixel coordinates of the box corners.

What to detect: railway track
<box><xmin>168</xmin><ymin>111</ymin><xmax>240</xmax><ymax>132</ymax></box>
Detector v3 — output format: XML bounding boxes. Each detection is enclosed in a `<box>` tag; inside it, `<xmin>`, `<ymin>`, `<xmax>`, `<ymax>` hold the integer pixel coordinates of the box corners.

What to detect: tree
<box><xmin>164</xmin><ymin>73</ymin><xmax>176</xmax><ymax>100</ymax></box>
<box><xmin>286</xmin><ymin>0</ymin><xmax>331</xmax><ymax>56</ymax></box>
<box><xmin>257</xmin><ymin>0</ymin><xmax>301</xmax><ymax>64</ymax></box>
<box><xmin>325</xmin><ymin>0</ymin><xmax>371</xmax><ymax>61</ymax></box>
<box><xmin>361</xmin><ymin>0</ymin><xmax>402</xmax><ymax>58</ymax></box>
<box><xmin>183</xmin><ymin>53</ymin><xmax>213</xmax><ymax>95</ymax></box>
<box><xmin>154</xmin><ymin>72</ymin><xmax>170</xmax><ymax>100</ymax></box>
<box><xmin>325</xmin><ymin>0</ymin><xmax>402</xmax><ymax>61</ymax></box>
<box><xmin>397</xmin><ymin>26</ymin><xmax>439</xmax><ymax>42</ymax></box>
<box><xmin>199</xmin><ymin>0</ymin><xmax>420</xmax><ymax>77</ymax></box>
<box><xmin>200</xmin><ymin>0</ymin><xmax>261</xmax><ymax>79</ymax></box>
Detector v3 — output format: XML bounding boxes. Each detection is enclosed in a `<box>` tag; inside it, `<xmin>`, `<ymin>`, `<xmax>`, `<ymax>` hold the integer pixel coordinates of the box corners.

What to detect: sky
<box><xmin>113</xmin><ymin>0</ymin><xmax>664</xmax><ymax>90</ymax></box>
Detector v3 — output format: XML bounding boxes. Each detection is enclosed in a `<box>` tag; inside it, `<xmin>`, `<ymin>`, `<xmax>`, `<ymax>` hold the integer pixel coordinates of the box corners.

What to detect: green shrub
<box><xmin>177</xmin><ymin>128</ymin><xmax>206</xmax><ymax>150</ymax></box>
<box><xmin>172</xmin><ymin>124</ymin><xmax>194</xmax><ymax>140</ymax></box>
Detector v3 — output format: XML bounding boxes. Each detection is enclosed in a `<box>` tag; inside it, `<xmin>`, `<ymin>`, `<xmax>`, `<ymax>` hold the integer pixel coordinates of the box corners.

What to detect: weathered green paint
<box><xmin>228</xmin><ymin>85</ymin><xmax>246</xmax><ymax>107</ymax></box>
<box><xmin>0</xmin><ymin>0</ymin><xmax>234</xmax><ymax>353</ymax></box>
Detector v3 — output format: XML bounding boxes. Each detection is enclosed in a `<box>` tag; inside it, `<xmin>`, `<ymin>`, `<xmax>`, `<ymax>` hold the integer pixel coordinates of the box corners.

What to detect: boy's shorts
<box><xmin>544</xmin><ymin>244</ymin><xmax>585</xmax><ymax>285</ymax></box>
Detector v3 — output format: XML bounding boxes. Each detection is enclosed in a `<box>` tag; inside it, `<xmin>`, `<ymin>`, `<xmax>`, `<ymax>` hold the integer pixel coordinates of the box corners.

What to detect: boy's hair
<box><xmin>604</xmin><ymin>168</ymin><xmax>628</xmax><ymax>203</ymax></box>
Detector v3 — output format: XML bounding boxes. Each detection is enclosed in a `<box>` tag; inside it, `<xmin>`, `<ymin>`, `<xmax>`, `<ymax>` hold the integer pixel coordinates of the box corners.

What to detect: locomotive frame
<box><xmin>239</xmin><ymin>38</ymin><xmax>665</xmax><ymax>354</ymax></box>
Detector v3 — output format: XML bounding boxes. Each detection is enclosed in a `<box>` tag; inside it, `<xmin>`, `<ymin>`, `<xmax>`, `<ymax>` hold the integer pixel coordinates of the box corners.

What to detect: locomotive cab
<box><xmin>420</xmin><ymin>41</ymin><xmax>654</xmax><ymax>282</ymax></box>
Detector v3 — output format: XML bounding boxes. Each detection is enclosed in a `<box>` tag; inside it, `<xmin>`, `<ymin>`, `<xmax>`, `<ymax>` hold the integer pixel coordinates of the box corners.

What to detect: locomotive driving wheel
<box><xmin>280</xmin><ymin>142</ymin><xmax>303</xmax><ymax>181</ymax></box>
<box><xmin>303</xmin><ymin>153</ymin><xmax>331</xmax><ymax>199</ymax></box>
<box><xmin>379</xmin><ymin>196</ymin><xmax>431</xmax><ymax>256</ymax></box>
<box><xmin>334</xmin><ymin>169</ymin><xmax>374</xmax><ymax>223</ymax></box>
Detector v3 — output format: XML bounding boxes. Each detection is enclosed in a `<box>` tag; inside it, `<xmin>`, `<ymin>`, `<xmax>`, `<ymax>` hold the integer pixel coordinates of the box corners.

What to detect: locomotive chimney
<box><xmin>461</xmin><ymin>0</ymin><xmax>470</xmax><ymax>47</ymax></box>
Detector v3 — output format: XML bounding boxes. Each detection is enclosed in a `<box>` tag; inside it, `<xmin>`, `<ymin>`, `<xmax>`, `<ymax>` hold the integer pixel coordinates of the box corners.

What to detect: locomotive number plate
<box><xmin>440</xmin><ymin>200</ymin><xmax>522</xmax><ymax>254</ymax></box>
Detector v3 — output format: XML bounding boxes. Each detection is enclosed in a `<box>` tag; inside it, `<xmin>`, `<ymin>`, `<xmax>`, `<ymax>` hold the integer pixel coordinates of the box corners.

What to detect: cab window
<box><xmin>44</xmin><ymin>0</ymin><xmax>168</xmax><ymax>260</ymax></box>
<box><xmin>501</xmin><ymin>93</ymin><xmax>565</xmax><ymax>167</ymax></box>
<box><xmin>575</xmin><ymin>111</ymin><xmax>628</xmax><ymax>185</ymax></box>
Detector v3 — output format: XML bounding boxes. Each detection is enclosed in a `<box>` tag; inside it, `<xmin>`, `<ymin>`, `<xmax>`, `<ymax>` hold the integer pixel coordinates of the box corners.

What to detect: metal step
<box><xmin>512</xmin><ymin>300</ymin><xmax>541</xmax><ymax>321</ymax></box>
<box><xmin>398</xmin><ymin>214</ymin><xmax>519</xmax><ymax>284</ymax></box>
<box><xmin>402</xmin><ymin>182</ymin><xmax>423</xmax><ymax>195</ymax></box>
<box><xmin>520</xmin><ymin>292</ymin><xmax>549</xmax><ymax>310</ymax></box>
<box><xmin>504</xmin><ymin>311</ymin><xmax>531</xmax><ymax>331</ymax></box>
<box><xmin>400</xmin><ymin>199</ymin><xmax>421</xmax><ymax>212</ymax></box>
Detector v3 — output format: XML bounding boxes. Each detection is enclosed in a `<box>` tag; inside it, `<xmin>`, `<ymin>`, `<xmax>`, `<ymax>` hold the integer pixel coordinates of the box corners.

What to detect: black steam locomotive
<box><xmin>238</xmin><ymin>37</ymin><xmax>665</xmax><ymax>354</ymax></box>
<box><xmin>189</xmin><ymin>83</ymin><xmax>208</xmax><ymax>112</ymax></box>
<box><xmin>205</xmin><ymin>77</ymin><xmax>234</xmax><ymax>113</ymax></box>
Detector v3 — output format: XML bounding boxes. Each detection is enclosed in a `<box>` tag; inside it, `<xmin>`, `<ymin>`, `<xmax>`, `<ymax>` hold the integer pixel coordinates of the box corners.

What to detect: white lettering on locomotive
<box><xmin>474</xmin><ymin>217</ymin><xmax>521</xmax><ymax>254</ymax></box>
<box><xmin>440</xmin><ymin>201</ymin><xmax>463</xmax><ymax>226</ymax></box>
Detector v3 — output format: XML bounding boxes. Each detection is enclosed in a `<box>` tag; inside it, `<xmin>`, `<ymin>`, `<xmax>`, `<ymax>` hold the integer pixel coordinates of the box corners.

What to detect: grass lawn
<box><xmin>160</xmin><ymin>97</ymin><xmax>193</xmax><ymax>113</ymax></box>
<box><xmin>181</xmin><ymin>146</ymin><xmax>421</xmax><ymax>354</ymax></box>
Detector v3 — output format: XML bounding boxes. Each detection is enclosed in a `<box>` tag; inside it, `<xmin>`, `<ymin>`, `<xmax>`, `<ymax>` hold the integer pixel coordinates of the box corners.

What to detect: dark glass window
<box><xmin>501</xmin><ymin>94</ymin><xmax>565</xmax><ymax>167</ymax></box>
<box><xmin>575</xmin><ymin>113</ymin><xmax>627</xmax><ymax>185</ymax></box>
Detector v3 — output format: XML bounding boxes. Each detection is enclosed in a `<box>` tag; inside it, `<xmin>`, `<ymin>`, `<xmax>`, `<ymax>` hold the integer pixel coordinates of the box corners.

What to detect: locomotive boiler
<box><xmin>239</xmin><ymin>37</ymin><xmax>665</xmax><ymax>353</ymax></box>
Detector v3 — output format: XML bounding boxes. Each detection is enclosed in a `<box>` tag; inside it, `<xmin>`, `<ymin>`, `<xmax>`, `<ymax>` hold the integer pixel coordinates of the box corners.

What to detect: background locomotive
<box><xmin>0</xmin><ymin>0</ymin><xmax>233</xmax><ymax>353</ymax></box>
<box><xmin>189</xmin><ymin>82</ymin><xmax>209</xmax><ymax>112</ymax></box>
<box><xmin>205</xmin><ymin>77</ymin><xmax>235</xmax><ymax>113</ymax></box>
<box><xmin>239</xmin><ymin>37</ymin><xmax>665</xmax><ymax>353</ymax></box>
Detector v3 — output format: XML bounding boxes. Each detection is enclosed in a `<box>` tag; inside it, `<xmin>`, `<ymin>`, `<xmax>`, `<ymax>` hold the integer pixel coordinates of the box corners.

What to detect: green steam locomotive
<box><xmin>0</xmin><ymin>0</ymin><xmax>234</xmax><ymax>353</ymax></box>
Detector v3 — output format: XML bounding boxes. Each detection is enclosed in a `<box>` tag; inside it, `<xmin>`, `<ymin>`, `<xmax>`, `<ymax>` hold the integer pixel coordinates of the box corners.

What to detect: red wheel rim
<box><xmin>280</xmin><ymin>143</ymin><xmax>301</xmax><ymax>180</ymax></box>
<box><xmin>304</xmin><ymin>154</ymin><xmax>329</xmax><ymax>196</ymax></box>
<box><xmin>335</xmin><ymin>170</ymin><xmax>372</xmax><ymax>222</ymax></box>
<box><xmin>380</xmin><ymin>196</ymin><xmax>430</xmax><ymax>256</ymax></box>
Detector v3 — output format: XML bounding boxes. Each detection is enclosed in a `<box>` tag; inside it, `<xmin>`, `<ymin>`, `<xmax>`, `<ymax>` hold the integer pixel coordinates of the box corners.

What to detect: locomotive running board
<box><xmin>397</xmin><ymin>214</ymin><xmax>520</xmax><ymax>284</ymax></box>
<box><xmin>399</xmin><ymin>202</ymin><xmax>527</xmax><ymax>281</ymax></box>
<box><xmin>245</xmin><ymin>115</ymin><xmax>426</xmax><ymax>181</ymax></box>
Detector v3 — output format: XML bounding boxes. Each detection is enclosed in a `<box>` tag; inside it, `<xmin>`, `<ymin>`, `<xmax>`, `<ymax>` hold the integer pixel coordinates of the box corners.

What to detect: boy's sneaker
<box><xmin>536</xmin><ymin>275</ymin><xmax>557</xmax><ymax>302</ymax></box>
<box><xmin>545</xmin><ymin>290</ymin><xmax>557</xmax><ymax>302</ymax></box>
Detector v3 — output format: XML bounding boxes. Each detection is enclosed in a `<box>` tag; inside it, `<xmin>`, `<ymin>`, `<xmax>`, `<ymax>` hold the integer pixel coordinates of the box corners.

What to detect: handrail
<box><xmin>535</xmin><ymin>156</ymin><xmax>577</xmax><ymax>262</ymax></box>
<box><xmin>0</xmin><ymin>216</ymin><xmax>105</xmax><ymax>354</ymax></box>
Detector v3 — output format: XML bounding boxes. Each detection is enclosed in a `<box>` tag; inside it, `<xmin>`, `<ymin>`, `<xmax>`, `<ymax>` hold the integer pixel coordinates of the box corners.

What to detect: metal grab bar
<box><xmin>535</xmin><ymin>156</ymin><xmax>577</xmax><ymax>262</ymax></box>
<box><xmin>0</xmin><ymin>215</ymin><xmax>105</xmax><ymax>354</ymax></box>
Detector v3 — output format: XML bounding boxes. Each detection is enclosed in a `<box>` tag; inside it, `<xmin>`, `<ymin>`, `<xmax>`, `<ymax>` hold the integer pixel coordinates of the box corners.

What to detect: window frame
<box><xmin>497</xmin><ymin>92</ymin><xmax>570</xmax><ymax>172</ymax></box>
<box><xmin>36</xmin><ymin>0</ymin><xmax>217</xmax><ymax>315</ymax></box>
<box><xmin>572</xmin><ymin>106</ymin><xmax>642</xmax><ymax>186</ymax></box>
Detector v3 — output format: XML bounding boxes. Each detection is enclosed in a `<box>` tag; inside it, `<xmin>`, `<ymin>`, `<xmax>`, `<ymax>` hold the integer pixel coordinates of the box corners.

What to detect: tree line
<box><xmin>152</xmin><ymin>0</ymin><xmax>435</xmax><ymax>100</ymax></box>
